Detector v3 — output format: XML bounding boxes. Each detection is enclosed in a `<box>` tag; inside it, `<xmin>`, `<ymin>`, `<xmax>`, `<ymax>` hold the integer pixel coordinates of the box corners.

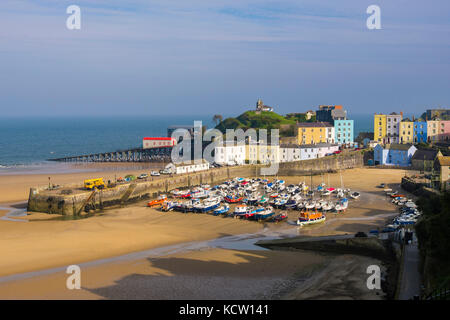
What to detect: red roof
<box><xmin>143</xmin><ymin>137</ymin><xmax>175</xmax><ymax>141</ymax></box>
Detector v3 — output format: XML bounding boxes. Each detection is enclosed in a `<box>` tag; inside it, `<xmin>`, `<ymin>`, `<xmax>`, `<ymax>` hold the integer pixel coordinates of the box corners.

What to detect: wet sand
<box><xmin>0</xmin><ymin>167</ymin><xmax>407</xmax><ymax>299</ymax></box>
<box><xmin>0</xmin><ymin>248</ymin><xmax>384</xmax><ymax>300</ymax></box>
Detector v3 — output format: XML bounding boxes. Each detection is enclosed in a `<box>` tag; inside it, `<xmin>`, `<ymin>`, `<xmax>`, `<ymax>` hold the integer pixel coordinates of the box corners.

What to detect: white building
<box><xmin>326</xmin><ymin>126</ymin><xmax>335</xmax><ymax>144</ymax></box>
<box><xmin>214</xmin><ymin>142</ymin><xmax>246</xmax><ymax>165</ymax></box>
<box><xmin>165</xmin><ymin>161</ymin><xmax>210</xmax><ymax>175</ymax></box>
<box><xmin>299</xmin><ymin>145</ymin><xmax>320</xmax><ymax>160</ymax></box>
<box><xmin>315</xmin><ymin>143</ymin><xmax>340</xmax><ymax>158</ymax></box>
<box><xmin>279</xmin><ymin>144</ymin><xmax>302</xmax><ymax>162</ymax></box>
<box><xmin>279</xmin><ymin>143</ymin><xmax>339</xmax><ymax>162</ymax></box>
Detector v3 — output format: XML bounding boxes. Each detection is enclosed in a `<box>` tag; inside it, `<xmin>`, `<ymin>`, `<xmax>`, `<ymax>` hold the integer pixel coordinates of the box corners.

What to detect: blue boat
<box><xmin>213</xmin><ymin>205</ymin><xmax>230</xmax><ymax>216</ymax></box>
<box><xmin>284</xmin><ymin>199</ymin><xmax>297</xmax><ymax>209</ymax></box>
<box><xmin>253</xmin><ymin>207</ymin><xmax>275</xmax><ymax>221</ymax></box>
<box><xmin>193</xmin><ymin>199</ymin><xmax>220</xmax><ymax>213</ymax></box>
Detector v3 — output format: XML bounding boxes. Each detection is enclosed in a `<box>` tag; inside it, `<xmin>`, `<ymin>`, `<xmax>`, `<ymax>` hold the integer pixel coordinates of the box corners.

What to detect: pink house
<box><xmin>438</xmin><ymin>120</ymin><xmax>450</xmax><ymax>142</ymax></box>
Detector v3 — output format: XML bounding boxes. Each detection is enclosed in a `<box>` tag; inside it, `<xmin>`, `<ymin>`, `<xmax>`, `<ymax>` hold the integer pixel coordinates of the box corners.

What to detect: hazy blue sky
<box><xmin>1</xmin><ymin>0</ymin><xmax>449</xmax><ymax>117</ymax></box>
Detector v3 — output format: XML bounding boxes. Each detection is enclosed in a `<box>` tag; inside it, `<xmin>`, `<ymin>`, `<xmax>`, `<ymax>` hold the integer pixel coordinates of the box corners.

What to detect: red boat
<box><xmin>224</xmin><ymin>195</ymin><xmax>243</xmax><ymax>203</ymax></box>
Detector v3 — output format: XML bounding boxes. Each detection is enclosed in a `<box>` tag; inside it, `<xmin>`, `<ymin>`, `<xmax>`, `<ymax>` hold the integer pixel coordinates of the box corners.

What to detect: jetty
<box><xmin>48</xmin><ymin>146</ymin><xmax>172</xmax><ymax>163</ymax></box>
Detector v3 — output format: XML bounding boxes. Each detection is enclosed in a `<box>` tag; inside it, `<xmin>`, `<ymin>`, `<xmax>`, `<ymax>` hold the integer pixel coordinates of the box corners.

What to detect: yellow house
<box><xmin>374</xmin><ymin>114</ymin><xmax>387</xmax><ymax>143</ymax></box>
<box><xmin>245</xmin><ymin>142</ymin><xmax>279</xmax><ymax>164</ymax></box>
<box><xmin>427</xmin><ymin>120</ymin><xmax>440</xmax><ymax>143</ymax></box>
<box><xmin>399</xmin><ymin>119</ymin><xmax>414</xmax><ymax>144</ymax></box>
<box><xmin>296</xmin><ymin>122</ymin><xmax>334</xmax><ymax>145</ymax></box>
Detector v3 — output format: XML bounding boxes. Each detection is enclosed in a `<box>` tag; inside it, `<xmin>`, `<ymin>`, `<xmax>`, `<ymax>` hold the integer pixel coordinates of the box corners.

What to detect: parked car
<box><xmin>138</xmin><ymin>173</ymin><xmax>149</xmax><ymax>179</ymax></box>
<box><xmin>151</xmin><ymin>171</ymin><xmax>160</xmax><ymax>176</ymax></box>
<box><xmin>160</xmin><ymin>169</ymin><xmax>171</xmax><ymax>175</ymax></box>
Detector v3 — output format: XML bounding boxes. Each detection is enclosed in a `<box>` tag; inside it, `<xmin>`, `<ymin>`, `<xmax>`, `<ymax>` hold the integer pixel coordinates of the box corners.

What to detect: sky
<box><xmin>0</xmin><ymin>0</ymin><xmax>449</xmax><ymax>117</ymax></box>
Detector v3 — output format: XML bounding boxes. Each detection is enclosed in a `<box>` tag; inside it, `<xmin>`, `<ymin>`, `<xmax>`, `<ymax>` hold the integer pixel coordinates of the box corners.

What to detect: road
<box><xmin>398</xmin><ymin>243</ymin><xmax>421</xmax><ymax>300</ymax></box>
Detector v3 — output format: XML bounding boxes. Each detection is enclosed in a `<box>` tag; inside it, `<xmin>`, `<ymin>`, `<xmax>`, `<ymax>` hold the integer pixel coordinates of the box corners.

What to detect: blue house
<box><xmin>413</xmin><ymin>119</ymin><xmax>427</xmax><ymax>143</ymax></box>
<box><xmin>334</xmin><ymin>119</ymin><xmax>354</xmax><ymax>145</ymax></box>
<box><xmin>374</xmin><ymin>144</ymin><xmax>417</xmax><ymax>166</ymax></box>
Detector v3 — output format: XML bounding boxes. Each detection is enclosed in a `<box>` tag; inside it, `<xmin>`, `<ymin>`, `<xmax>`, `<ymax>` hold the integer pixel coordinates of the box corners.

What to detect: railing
<box><xmin>423</xmin><ymin>287</ymin><xmax>450</xmax><ymax>300</ymax></box>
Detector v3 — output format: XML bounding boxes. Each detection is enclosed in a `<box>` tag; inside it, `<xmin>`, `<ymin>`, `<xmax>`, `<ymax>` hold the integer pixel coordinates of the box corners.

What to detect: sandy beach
<box><xmin>0</xmin><ymin>166</ymin><xmax>409</xmax><ymax>299</ymax></box>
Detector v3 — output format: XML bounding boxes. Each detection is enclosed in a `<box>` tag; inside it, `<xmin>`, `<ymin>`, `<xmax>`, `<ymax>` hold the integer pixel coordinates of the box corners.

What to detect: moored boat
<box><xmin>213</xmin><ymin>204</ymin><xmax>230</xmax><ymax>216</ymax></box>
<box><xmin>297</xmin><ymin>211</ymin><xmax>326</xmax><ymax>226</ymax></box>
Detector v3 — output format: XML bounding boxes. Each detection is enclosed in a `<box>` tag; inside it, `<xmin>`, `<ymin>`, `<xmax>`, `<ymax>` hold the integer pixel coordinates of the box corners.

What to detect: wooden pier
<box><xmin>48</xmin><ymin>147</ymin><xmax>173</xmax><ymax>163</ymax></box>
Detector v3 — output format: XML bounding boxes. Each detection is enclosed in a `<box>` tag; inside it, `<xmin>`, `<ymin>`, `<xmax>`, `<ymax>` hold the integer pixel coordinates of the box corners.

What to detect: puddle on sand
<box><xmin>0</xmin><ymin>206</ymin><xmax>28</xmax><ymax>222</ymax></box>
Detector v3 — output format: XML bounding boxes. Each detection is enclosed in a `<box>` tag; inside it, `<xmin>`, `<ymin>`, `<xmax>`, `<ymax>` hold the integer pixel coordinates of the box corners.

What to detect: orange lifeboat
<box><xmin>147</xmin><ymin>194</ymin><xmax>168</xmax><ymax>207</ymax></box>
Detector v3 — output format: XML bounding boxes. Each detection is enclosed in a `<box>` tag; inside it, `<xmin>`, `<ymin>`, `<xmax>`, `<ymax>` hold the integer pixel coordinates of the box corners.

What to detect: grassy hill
<box><xmin>215</xmin><ymin>111</ymin><xmax>315</xmax><ymax>137</ymax></box>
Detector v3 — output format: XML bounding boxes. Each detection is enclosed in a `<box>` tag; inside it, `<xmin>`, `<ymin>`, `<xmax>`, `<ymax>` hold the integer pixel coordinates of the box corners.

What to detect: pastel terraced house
<box><xmin>399</xmin><ymin>118</ymin><xmax>414</xmax><ymax>144</ymax></box>
<box><xmin>386</xmin><ymin>112</ymin><xmax>402</xmax><ymax>143</ymax></box>
<box><xmin>413</xmin><ymin>119</ymin><xmax>427</xmax><ymax>143</ymax></box>
<box><xmin>297</xmin><ymin>122</ymin><xmax>335</xmax><ymax>145</ymax></box>
<box><xmin>374</xmin><ymin>114</ymin><xmax>387</xmax><ymax>144</ymax></box>
<box><xmin>374</xmin><ymin>144</ymin><xmax>417</xmax><ymax>166</ymax></box>
<box><xmin>427</xmin><ymin>120</ymin><xmax>440</xmax><ymax>143</ymax></box>
<box><xmin>438</xmin><ymin>120</ymin><xmax>450</xmax><ymax>142</ymax></box>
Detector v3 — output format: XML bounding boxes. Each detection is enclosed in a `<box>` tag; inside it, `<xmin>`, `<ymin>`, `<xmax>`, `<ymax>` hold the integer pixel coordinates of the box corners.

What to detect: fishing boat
<box><xmin>258</xmin><ymin>195</ymin><xmax>269</xmax><ymax>205</ymax></box>
<box><xmin>350</xmin><ymin>192</ymin><xmax>360</xmax><ymax>199</ymax></box>
<box><xmin>224</xmin><ymin>195</ymin><xmax>243</xmax><ymax>203</ymax></box>
<box><xmin>314</xmin><ymin>201</ymin><xmax>323</xmax><ymax>210</ymax></box>
<box><xmin>304</xmin><ymin>201</ymin><xmax>316</xmax><ymax>210</ymax></box>
<box><xmin>171</xmin><ymin>189</ymin><xmax>191</xmax><ymax>198</ymax></box>
<box><xmin>213</xmin><ymin>204</ymin><xmax>230</xmax><ymax>216</ymax></box>
<box><xmin>147</xmin><ymin>194</ymin><xmax>168</xmax><ymax>207</ymax></box>
<box><xmin>245</xmin><ymin>193</ymin><xmax>260</xmax><ymax>205</ymax></box>
<box><xmin>335</xmin><ymin>198</ymin><xmax>348</xmax><ymax>212</ymax></box>
<box><xmin>284</xmin><ymin>199</ymin><xmax>298</xmax><ymax>209</ymax></box>
<box><xmin>306</xmin><ymin>190</ymin><xmax>314</xmax><ymax>197</ymax></box>
<box><xmin>253</xmin><ymin>206</ymin><xmax>275</xmax><ymax>221</ymax></box>
<box><xmin>336</xmin><ymin>189</ymin><xmax>345</xmax><ymax>198</ymax></box>
<box><xmin>272</xmin><ymin>213</ymin><xmax>288</xmax><ymax>222</ymax></box>
<box><xmin>233</xmin><ymin>204</ymin><xmax>249</xmax><ymax>218</ymax></box>
<box><xmin>245</xmin><ymin>206</ymin><xmax>265</xmax><ymax>219</ymax></box>
<box><xmin>297</xmin><ymin>211</ymin><xmax>326</xmax><ymax>226</ymax></box>
<box><xmin>174</xmin><ymin>199</ymin><xmax>199</xmax><ymax>212</ymax></box>
<box><xmin>193</xmin><ymin>198</ymin><xmax>220</xmax><ymax>213</ymax></box>
<box><xmin>321</xmin><ymin>202</ymin><xmax>334</xmax><ymax>212</ymax></box>
<box><xmin>161</xmin><ymin>201</ymin><xmax>179</xmax><ymax>212</ymax></box>
<box><xmin>296</xmin><ymin>201</ymin><xmax>306</xmax><ymax>210</ymax></box>
<box><xmin>269</xmin><ymin>192</ymin><xmax>279</xmax><ymax>198</ymax></box>
<box><xmin>273</xmin><ymin>198</ymin><xmax>287</xmax><ymax>208</ymax></box>
<box><xmin>191</xmin><ymin>189</ymin><xmax>209</xmax><ymax>199</ymax></box>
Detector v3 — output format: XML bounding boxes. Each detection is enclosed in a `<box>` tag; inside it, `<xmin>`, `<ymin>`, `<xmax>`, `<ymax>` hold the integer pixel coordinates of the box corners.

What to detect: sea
<box><xmin>0</xmin><ymin>114</ymin><xmax>374</xmax><ymax>173</ymax></box>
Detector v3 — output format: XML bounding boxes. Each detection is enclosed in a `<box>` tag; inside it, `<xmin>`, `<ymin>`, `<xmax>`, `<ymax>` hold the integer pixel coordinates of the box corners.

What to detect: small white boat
<box><xmin>350</xmin><ymin>192</ymin><xmax>360</xmax><ymax>199</ymax></box>
<box><xmin>321</xmin><ymin>202</ymin><xmax>333</xmax><ymax>211</ymax></box>
<box><xmin>305</xmin><ymin>201</ymin><xmax>316</xmax><ymax>210</ymax></box>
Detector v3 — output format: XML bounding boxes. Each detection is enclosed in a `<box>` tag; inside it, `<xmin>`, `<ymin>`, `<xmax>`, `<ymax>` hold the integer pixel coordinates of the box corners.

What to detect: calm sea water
<box><xmin>0</xmin><ymin>114</ymin><xmax>374</xmax><ymax>168</ymax></box>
